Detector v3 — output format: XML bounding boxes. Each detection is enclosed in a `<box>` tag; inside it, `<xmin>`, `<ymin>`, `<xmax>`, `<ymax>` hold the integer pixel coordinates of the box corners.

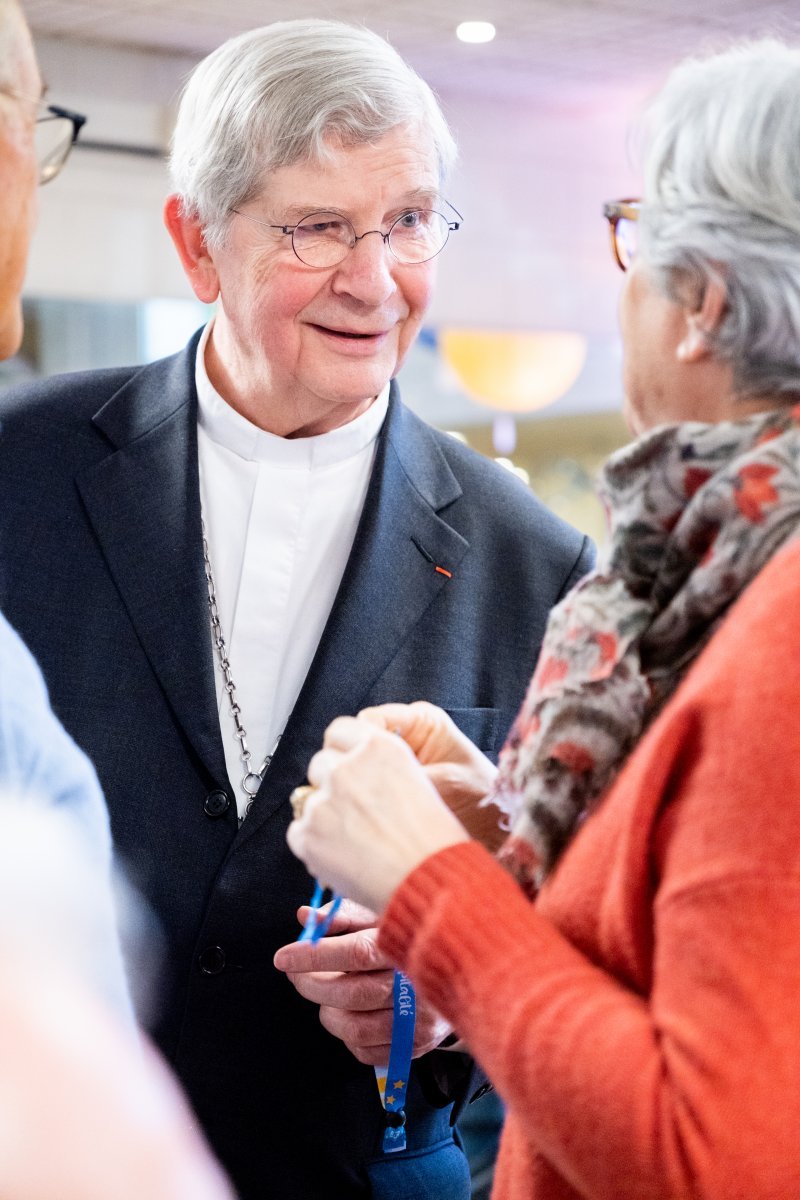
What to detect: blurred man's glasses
<box><xmin>1</xmin><ymin>88</ymin><xmax>86</xmax><ymax>184</ymax></box>
<box><xmin>231</xmin><ymin>203</ymin><xmax>463</xmax><ymax>267</ymax></box>
<box><xmin>603</xmin><ymin>198</ymin><xmax>640</xmax><ymax>272</ymax></box>
<box><xmin>35</xmin><ymin>105</ymin><xmax>86</xmax><ymax>184</ymax></box>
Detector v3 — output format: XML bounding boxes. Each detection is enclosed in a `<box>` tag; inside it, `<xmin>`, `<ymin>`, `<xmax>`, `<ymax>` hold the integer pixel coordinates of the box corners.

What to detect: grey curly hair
<box><xmin>639</xmin><ymin>38</ymin><xmax>800</xmax><ymax>400</ymax></box>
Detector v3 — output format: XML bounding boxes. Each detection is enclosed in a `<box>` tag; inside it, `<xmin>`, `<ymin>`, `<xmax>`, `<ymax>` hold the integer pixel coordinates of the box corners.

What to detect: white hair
<box><xmin>170</xmin><ymin>19</ymin><xmax>457</xmax><ymax>249</ymax></box>
<box><xmin>639</xmin><ymin>38</ymin><xmax>800</xmax><ymax>399</ymax></box>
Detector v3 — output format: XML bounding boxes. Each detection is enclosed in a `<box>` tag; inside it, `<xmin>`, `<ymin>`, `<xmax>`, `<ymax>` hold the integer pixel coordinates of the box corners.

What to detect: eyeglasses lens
<box><xmin>388</xmin><ymin>210</ymin><xmax>450</xmax><ymax>264</ymax></box>
<box><xmin>292</xmin><ymin>213</ymin><xmax>354</xmax><ymax>267</ymax></box>
<box><xmin>616</xmin><ymin>217</ymin><xmax>638</xmax><ymax>271</ymax></box>
<box><xmin>290</xmin><ymin>209</ymin><xmax>451</xmax><ymax>267</ymax></box>
<box><xmin>35</xmin><ymin>116</ymin><xmax>75</xmax><ymax>184</ymax></box>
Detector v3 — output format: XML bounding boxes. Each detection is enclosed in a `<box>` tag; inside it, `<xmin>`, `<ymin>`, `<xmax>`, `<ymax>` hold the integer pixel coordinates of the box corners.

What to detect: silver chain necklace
<box><xmin>201</xmin><ymin>517</ymin><xmax>271</xmax><ymax>824</ymax></box>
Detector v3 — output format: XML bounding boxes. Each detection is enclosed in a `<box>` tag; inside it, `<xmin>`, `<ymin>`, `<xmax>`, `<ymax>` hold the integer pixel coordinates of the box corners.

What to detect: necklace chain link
<box><xmin>201</xmin><ymin>517</ymin><xmax>266</xmax><ymax>822</ymax></box>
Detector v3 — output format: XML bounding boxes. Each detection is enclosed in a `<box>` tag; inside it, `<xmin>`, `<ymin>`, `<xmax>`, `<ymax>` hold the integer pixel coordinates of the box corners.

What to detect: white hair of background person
<box><xmin>169</xmin><ymin>18</ymin><xmax>458</xmax><ymax>250</ymax></box>
<box><xmin>635</xmin><ymin>38</ymin><xmax>800</xmax><ymax>401</ymax></box>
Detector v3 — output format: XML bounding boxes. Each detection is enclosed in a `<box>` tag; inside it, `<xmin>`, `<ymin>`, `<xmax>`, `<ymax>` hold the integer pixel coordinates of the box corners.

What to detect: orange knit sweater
<box><xmin>379</xmin><ymin>539</ymin><xmax>800</xmax><ymax>1200</ymax></box>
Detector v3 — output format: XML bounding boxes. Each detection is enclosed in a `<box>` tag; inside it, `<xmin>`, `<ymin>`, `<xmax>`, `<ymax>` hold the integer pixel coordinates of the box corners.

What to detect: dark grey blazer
<box><xmin>0</xmin><ymin>332</ymin><xmax>593</xmax><ymax>1200</ymax></box>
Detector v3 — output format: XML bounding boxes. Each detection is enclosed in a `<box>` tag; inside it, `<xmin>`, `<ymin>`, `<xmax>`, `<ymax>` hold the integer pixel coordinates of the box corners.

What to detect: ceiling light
<box><xmin>456</xmin><ymin>21</ymin><xmax>496</xmax><ymax>44</ymax></box>
<box><xmin>439</xmin><ymin>329</ymin><xmax>587</xmax><ymax>413</ymax></box>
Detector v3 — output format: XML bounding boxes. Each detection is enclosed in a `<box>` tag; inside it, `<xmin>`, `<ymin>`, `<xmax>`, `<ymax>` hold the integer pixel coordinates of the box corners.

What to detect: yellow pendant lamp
<box><xmin>439</xmin><ymin>329</ymin><xmax>587</xmax><ymax>413</ymax></box>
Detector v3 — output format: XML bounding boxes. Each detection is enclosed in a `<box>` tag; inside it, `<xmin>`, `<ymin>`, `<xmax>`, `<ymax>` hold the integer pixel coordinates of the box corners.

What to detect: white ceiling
<box><xmin>25</xmin><ymin>0</ymin><xmax>800</xmax><ymax>100</ymax></box>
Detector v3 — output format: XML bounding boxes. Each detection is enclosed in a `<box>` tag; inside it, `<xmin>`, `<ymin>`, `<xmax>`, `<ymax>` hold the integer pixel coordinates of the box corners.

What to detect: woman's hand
<box><xmin>286</xmin><ymin>716</ymin><xmax>469</xmax><ymax>914</ymax></box>
<box><xmin>358</xmin><ymin>702</ymin><xmax>506</xmax><ymax>852</ymax></box>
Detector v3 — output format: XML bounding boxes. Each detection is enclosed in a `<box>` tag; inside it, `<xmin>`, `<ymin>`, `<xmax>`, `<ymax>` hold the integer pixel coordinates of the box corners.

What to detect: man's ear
<box><xmin>676</xmin><ymin>274</ymin><xmax>727</xmax><ymax>363</ymax></box>
<box><xmin>163</xmin><ymin>194</ymin><xmax>220</xmax><ymax>304</ymax></box>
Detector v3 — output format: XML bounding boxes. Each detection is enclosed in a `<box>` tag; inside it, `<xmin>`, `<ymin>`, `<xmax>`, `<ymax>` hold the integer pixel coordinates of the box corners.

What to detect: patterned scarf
<box><xmin>492</xmin><ymin>405</ymin><xmax>800</xmax><ymax>898</ymax></box>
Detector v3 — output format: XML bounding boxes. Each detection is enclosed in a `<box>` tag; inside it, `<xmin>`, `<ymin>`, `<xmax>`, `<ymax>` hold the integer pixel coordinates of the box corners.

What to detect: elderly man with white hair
<box><xmin>0</xmin><ymin>3</ymin><xmax>234</xmax><ymax>1197</ymax></box>
<box><xmin>0</xmin><ymin>0</ymin><xmax>126</xmax><ymax>1024</ymax></box>
<box><xmin>0</xmin><ymin>17</ymin><xmax>592</xmax><ymax>1199</ymax></box>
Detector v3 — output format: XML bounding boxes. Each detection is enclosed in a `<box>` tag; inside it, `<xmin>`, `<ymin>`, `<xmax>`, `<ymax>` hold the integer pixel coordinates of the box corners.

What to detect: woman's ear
<box><xmin>163</xmin><ymin>194</ymin><xmax>220</xmax><ymax>304</ymax></box>
<box><xmin>676</xmin><ymin>274</ymin><xmax>727</xmax><ymax>363</ymax></box>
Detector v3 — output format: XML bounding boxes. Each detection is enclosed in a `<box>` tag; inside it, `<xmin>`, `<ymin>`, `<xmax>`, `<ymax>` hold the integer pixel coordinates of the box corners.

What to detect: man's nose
<box><xmin>330</xmin><ymin>231</ymin><xmax>397</xmax><ymax>305</ymax></box>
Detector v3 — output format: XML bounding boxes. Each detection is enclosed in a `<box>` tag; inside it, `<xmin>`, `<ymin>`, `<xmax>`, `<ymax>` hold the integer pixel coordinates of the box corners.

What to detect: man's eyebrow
<box><xmin>397</xmin><ymin>187</ymin><xmax>440</xmax><ymax>204</ymax></box>
<box><xmin>278</xmin><ymin>203</ymin><xmax>339</xmax><ymax>221</ymax></box>
<box><xmin>278</xmin><ymin>190</ymin><xmax>441</xmax><ymax>222</ymax></box>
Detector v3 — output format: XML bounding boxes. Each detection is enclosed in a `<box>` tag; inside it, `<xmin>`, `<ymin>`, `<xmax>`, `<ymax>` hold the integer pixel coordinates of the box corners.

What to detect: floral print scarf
<box><xmin>492</xmin><ymin>405</ymin><xmax>800</xmax><ymax>898</ymax></box>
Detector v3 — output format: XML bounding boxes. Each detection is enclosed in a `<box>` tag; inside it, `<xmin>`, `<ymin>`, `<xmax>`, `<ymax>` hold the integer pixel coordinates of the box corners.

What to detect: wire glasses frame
<box><xmin>0</xmin><ymin>88</ymin><xmax>86</xmax><ymax>184</ymax></box>
<box><xmin>602</xmin><ymin>198</ymin><xmax>641</xmax><ymax>272</ymax></box>
<box><xmin>36</xmin><ymin>105</ymin><xmax>87</xmax><ymax>185</ymax></box>
<box><xmin>231</xmin><ymin>202</ymin><xmax>463</xmax><ymax>267</ymax></box>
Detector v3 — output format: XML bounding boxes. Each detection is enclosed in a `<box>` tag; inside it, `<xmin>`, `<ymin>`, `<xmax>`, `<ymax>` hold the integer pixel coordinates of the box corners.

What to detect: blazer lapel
<box><xmin>238</xmin><ymin>386</ymin><xmax>471</xmax><ymax>840</ymax></box>
<box><xmin>75</xmin><ymin>337</ymin><xmax>228</xmax><ymax>789</ymax></box>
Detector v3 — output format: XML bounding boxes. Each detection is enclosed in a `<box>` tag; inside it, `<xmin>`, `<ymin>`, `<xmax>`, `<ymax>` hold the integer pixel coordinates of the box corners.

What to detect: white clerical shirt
<box><xmin>195</xmin><ymin>322</ymin><xmax>389</xmax><ymax>820</ymax></box>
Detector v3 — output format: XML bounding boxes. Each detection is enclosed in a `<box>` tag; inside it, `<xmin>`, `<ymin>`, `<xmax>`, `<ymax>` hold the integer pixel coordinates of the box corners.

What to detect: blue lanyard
<box><xmin>299</xmin><ymin>882</ymin><xmax>416</xmax><ymax>1153</ymax></box>
<box><xmin>297</xmin><ymin>881</ymin><xmax>342</xmax><ymax>942</ymax></box>
<box><xmin>375</xmin><ymin>970</ymin><xmax>416</xmax><ymax>1152</ymax></box>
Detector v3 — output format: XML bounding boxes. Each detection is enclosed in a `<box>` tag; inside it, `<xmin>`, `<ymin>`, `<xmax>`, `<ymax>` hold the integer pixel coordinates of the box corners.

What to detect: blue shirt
<box><xmin>0</xmin><ymin>608</ymin><xmax>133</xmax><ymax>1019</ymax></box>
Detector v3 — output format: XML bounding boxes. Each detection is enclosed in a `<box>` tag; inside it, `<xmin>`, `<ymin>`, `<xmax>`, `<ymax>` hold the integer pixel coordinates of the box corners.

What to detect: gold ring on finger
<box><xmin>289</xmin><ymin>784</ymin><xmax>317</xmax><ymax>819</ymax></box>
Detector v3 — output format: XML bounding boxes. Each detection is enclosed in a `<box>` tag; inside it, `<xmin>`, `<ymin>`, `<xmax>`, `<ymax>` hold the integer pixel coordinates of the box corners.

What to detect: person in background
<box><xmin>0</xmin><ymin>797</ymin><xmax>235</xmax><ymax>1200</ymax></box>
<box><xmin>287</xmin><ymin>37</ymin><xmax>800</xmax><ymax>1200</ymax></box>
<box><xmin>0</xmin><ymin>3</ymin><xmax>233</xmax><ymax>1196</ymax></box>
<box><xmin>0</xmin><ymin>0</ymin><xmax>127</xmax><ymax>1023</ymax></box>
<box><xmin>0</xmin><ymin>17</ymin><xmax>592</xmax><ymax>1199</ymax></box>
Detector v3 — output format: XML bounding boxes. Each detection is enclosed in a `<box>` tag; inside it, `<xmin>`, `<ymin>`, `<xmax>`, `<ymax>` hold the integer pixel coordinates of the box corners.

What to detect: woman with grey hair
<box><xmin>288</xmin><ymin>38</ymin><xmax>800</xmax><ymax>1199</ymax></box>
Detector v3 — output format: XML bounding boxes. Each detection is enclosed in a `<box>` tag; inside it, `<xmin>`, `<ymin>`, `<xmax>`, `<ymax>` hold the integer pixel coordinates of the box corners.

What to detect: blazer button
<box><xmin>204</xmin><ymin>790</ymin><xmax>230</xmax><ymax>818</ymax></box>
<box><xmin>198</xmin><ymin>946</ymin><xmax>226</xmax><ymax>976</ymax></box>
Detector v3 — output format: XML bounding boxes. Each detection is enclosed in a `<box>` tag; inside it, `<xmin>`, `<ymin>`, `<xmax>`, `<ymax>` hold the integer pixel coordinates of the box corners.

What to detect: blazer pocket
<box><xmin>442</xmin><ymin>707</ymin><xmax>506</xmax><ymax>754</ymax></box>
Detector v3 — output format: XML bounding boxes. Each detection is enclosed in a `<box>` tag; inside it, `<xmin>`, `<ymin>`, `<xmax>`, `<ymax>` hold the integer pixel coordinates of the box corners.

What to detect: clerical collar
<box><xmin>195</xmin><ymin>320</ymin><xmax>389</xmax><ymax>468</ymax></box>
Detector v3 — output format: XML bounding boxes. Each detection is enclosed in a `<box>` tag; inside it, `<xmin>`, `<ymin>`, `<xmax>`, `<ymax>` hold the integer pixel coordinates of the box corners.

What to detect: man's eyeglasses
<box><xmin>602</xmin><ymin>198</ymin><xmax>640</xmax><ymax>272</ymax></box>
<box><xmin>230</xmin><ymin>203</ymin><xmax>463</xmax><ymax>268</ymax></box>
<box><xmin>35</xmin><ymin>104</ymin><xmax>86</xmax><ymax>184</ymax></box>
<box><xmin>1</xmin><ymin>89</ymin><xmax>86</xmax><ymax>184</ymax></box>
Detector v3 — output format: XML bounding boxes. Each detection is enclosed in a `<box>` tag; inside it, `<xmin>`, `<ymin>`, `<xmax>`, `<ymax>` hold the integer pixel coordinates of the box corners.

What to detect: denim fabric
<box><xmin>366</xmin><ymin>1135</ymin><xmax>471</xmax><ymax>1200</ymax></box>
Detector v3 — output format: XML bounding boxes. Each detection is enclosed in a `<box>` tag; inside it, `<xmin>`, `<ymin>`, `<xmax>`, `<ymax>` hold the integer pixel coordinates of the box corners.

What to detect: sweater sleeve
<box><xmin>380</xmin><ymin>843</ymin><xmax>800</xmax><ymax>1198</ymax></box>
<box><xmin>379</xmin><ymin>543</ymin><xmax>800</xmax><ymax>1200</ymax></box>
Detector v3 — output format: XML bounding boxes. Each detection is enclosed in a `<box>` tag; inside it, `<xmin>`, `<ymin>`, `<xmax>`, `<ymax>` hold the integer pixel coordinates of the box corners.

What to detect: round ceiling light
<box><xmin>456</xmin><ymin>21</ymin><xmax>496</xmax><ymax>44</ymax></box>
